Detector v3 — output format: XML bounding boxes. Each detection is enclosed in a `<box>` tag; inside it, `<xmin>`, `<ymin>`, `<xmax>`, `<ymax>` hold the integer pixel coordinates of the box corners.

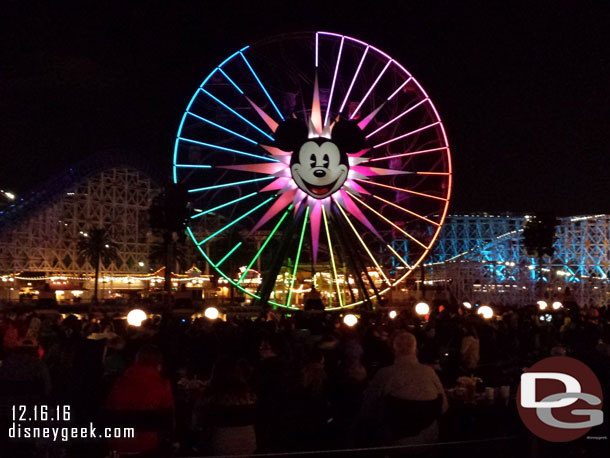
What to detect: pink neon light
<box><xmin>310</xmin><ymin>202</ymin><xmax>322</xmax><ymax>264</ymax></box>
<box><xmin>260</xmin><ymin>177</ymin><xmax>290</xmax><ymax>192</ymax></box>
<box><xmin>245</xmin><ymin>96</ymin><xmax>278</xmax><ymax>133</ymax></box>
<box><xmin>354</xmin><ymin>178</ymin><xmax>448</xmax><ymax>201</ymax></box>
<box><xmin>416</xmin><ymin>172</ymin><xmax>451</xmax><ymax>176</ymax></box>
<box><xmin>338</xmin><ymin>46</ymin><xmax>369</xmax><ymax>114</ymax></box>
<box><xmin>251</xmin><ymin>190</ymin><xmax>295</xmax><ymax>232</ymax></box>
<box><xmin>350</xmin><ymin>165</ymin><xmax>409</xmax><ymax>177</ymax></box>
<box><xmin>366</xmin><ymin>146</ymin><xmax>448</xmax><ymax>163</ymax></box>
<box><xmin>310</xmin><ymin>73</ymin><xmax>323</xmax><ymax>135</ymax></box>
<box><xmin>324</xmin><ymin>36</ymin><xmax>345</xmax><ymax>127</ymax></box>
<box><xmin>357</xmin><ymin>104</ymin><xmax>384</xmax><ymax>130</ymax></box>
<box><xmin>339</xmin><ymin>190</ymin><xmax>381</xmax><ymax>239</ymax></box>
<box><xmin>387</xmin><ymin>77</ymin><xmax>413</xmax><ymax>101</ymax></box>
<box><xmin>365</xmin><ymin>98</ymin><xmax>429</xmax><ymax>139</ymax></box>
<box><xmin>345</xmin><ymin>179</ymin><xmax>371</xmax><ymax>195</ymax></box>
<box><xmin>260</xmin><ymin>145</ymin><xmax>291</xmax><ymax>156</ymax></box>
<box><xmin>220</xmin><ymin>163</ymin><xmax>286</xmax><ymax>174</ymax></box>
<box><xmin>373</xmin><ymin>122</ymin><xmax>441</xmax><ymax>149</ymax></box>
<box><xmin>350</xmin><ymin>59</ymin><xmax>393</xmax><ymax>119</ymax></box>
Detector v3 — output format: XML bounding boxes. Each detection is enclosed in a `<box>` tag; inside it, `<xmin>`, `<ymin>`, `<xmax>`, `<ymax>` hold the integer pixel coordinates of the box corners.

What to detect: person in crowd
<box><xmin>252</xmin><ymin>334</ymin><xmax>295</xmax><ymax>452</ymax></box>
<box><xmin>358</xmin><ymin>331</ymin><xmax>448</xmax><ymax>446</ymax></box>
<box><xmin>460</xmin><ymin>323</ymin><xmax>480</xmax><ymax>372</ymax></box>
<box><xmin>192</xmin><ymin>356</ymin><xmax>257</xmax><ymax>456</ymax></box>
<box><xmin>106</xmin><ymin>344</ymin><xmax>174</xmax><ymax>456</ymax></box>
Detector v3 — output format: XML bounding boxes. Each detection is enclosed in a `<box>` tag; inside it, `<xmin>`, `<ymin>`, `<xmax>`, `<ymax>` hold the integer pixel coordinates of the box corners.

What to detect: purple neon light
<box><xmin>350</xmin><ymin>59</ymin><xmax>393</xmax><ymax>119</ymax></box>
<box><xmin>317</xmin><ymin>32</ymin><xmax>391</xmax><ymax>61</ymax></box>
<box><xmin>338</xmin><ymin>46</ymin><xmax>369</xmax><ymax>114</ymax></box>
<box><xmin>315</xmin><ymin>33</ymin><xmax>319</xmax><ymax>68</ymax></box>
<box><xmin>387</xmin><ymin>77</ymin><xmax>413</xmax><ymax>101</ymax></box>
<box><xmin>365</xmin><ymin>98</ymin><xmax>429</xmax><ymax>139</ymax></box>
<box><xmin>366</xmin><ymin>146</ymin><xmax>449</xmax><ymax>163</ymax></box>
<box><xmin>324</xmin><ymin>36</ymin><xmax>345</xmax><ymax>127</ymax></box>
<box><xmin>373</xmin><ymin>122</ymin><xmax>441</xmax><ymax>149</ymax></box>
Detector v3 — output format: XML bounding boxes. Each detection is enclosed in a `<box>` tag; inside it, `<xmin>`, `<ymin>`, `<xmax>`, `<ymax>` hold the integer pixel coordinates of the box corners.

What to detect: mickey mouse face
<box><xmin>274</xmin><ymin>118</ymin><xmax>365</xmax><ymax>200</ymax></box>
<box><xmin>291</xmin><ymin>141</ymin><xmax>348</xmax><ymax>199</ymax></box>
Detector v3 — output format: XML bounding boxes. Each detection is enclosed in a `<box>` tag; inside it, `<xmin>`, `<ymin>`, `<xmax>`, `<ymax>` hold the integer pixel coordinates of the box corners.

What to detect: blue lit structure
<box><xmin>392</xmin><ymin>214</ymin><xmax>610</xmax><ymax>307</ymax></box>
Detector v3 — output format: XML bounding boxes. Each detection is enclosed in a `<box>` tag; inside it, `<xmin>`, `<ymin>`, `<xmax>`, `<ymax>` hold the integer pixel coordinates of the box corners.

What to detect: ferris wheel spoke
<box><xmin>218</xmin><ymin>68</ymin><xmax>244</xmax><ymax>94</ymax></box>
<box><xmin>199</xmin><ymin>89</ymin><xmax>275</xmax><ymax>141</ymax></box>
<box><xmin>387</xmin><ymin>76</ymin><xmax>413</xmax><ymax>101</ymax></box>
<box><xmin>324</xmin><ymin>36</ymin><xmax>345</xmax><ymax>127</ymax></box>
<box><xmin>237</xmin><ymin>206</ymin><xmax>292</xmax><ymax>285</ymax></box>
<box><xmin>369</xmin><ymin>194</ymin><xmax>440</xmax><ymax>227</ymax></box>
<box><xmin>178</xmin><ymin>137</ymin><xmax>278</xmax><ymax>163</ymax></box>
<box><xmin>334</xmin><ymin>202</ymin><xmax>391</xmax><ymax>287</ymax></box>
<box><xmin>322</xmin><ymin>205</ymin><xmax>343</xmax><ymax>308</ymax></box>
<box><xmin>338</xmin><ymin>45</ymin><xmax>369</xmax><ymax>114</ymax></box>
<box><xmin>214</xmin><ymin>242</ymin><xmax>243</xmax><ymax>268</ymax></box>
<box><xmin>188</xmin><ymin>176</ymin><xmax>274</xmax><ymax>193</ymax></box>
<box><xmin>346</xmin><ymin>191</ymin><xmax>428</xmax><ymax>249</ymax></box>
<box><xmin>386</xmin><ymin>243</ymin><xmax>412</xmax><ymax>269</ymax></box>
<box><xmin>197</xmin><ymin>196</ymin><xmax>275</xmax><ymax>246</ymax></box>
<box><xmin>354</xmin><ymin>178</ymin><xmax>448</xmax><ymax>202</ymax></box>
<box><xmin>285</xmin><ymin>206</ymin><xmax>309</xmax><ymax>308</ymax></box>
<box><xmin>175</xmin><ymin>164</ymin><xmax>212</xmax><ymax>169</ymax></box>
<box><xmin>187</xmin><ymin>112</ymin><xmax>258</xmax><ymax>145</ymax></box>
<box><xmin>239</xmin><ymin>51</ymin><xmax>285</xmax><ymax>121</ymax></box>
<box><xmin>191</xmin><ymin>192</ymin><xmax>258</xmax><ymax>219</ymax></box>
<box><xmin>372</xmin><ymin>122</ymin><xmax>441</xmax><ymax>149</ymax></box>
<box><xmin>365</xmin><ymin>98</ymin><xmax>430</xmax><ymax>139</ymax></box>
<box><xmin>365</xmin><ymin>147</ymin><xmax>449</xmax><ymax>163</ymax></box>
<box><xmin>350</xmin><ymin>59</ymin><xmax>392</xmax><ymax>120</ymax></box>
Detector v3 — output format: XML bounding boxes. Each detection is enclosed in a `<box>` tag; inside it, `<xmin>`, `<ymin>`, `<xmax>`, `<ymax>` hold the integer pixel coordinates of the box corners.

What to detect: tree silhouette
<box><xmin>522</xmin><ymin>213</ymin><xmax>558</xmax><ymax>283</ymax></box>
<box><xmin>77</xmin><ymin>228</ymin><xmax>119</xmax><ymax>304</ymax></box>
<box><xmin>149</xmin><ymin>184</ymin><xmax>190</xmax><ymax>301</ymax></box>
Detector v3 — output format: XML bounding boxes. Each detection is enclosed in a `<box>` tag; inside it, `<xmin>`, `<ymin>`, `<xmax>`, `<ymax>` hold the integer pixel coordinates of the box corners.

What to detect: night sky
<box><xmin>1</xmin><ymin>1</ymin><xmax>609</xmax><ymax>216</ymax></box>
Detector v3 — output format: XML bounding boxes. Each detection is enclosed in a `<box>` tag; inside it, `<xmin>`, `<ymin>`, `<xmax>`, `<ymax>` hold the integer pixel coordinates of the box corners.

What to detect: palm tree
<box><xmin>77</xmin><ymin>228</ymin><xmax>120</xmax><ymax>304</ymax></box>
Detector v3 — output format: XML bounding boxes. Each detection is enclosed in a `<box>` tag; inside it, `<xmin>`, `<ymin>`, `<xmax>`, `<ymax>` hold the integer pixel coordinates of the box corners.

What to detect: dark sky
<box><xmin>1</xmin><ymin>0</ymin><xmax>609</xmax><ymax>216</ymax></box>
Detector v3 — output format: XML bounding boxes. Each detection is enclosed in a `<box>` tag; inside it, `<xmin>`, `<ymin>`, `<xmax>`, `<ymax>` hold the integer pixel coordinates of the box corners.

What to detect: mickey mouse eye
<box><xmin>310</xmin><ymin>153</ymin><xmax>316</xmax><ymax>168</ymax></box>
<box><xmin>322</xmin><ymin>154</ymin><xmax>329</xmax><ymax>168</ymax></box>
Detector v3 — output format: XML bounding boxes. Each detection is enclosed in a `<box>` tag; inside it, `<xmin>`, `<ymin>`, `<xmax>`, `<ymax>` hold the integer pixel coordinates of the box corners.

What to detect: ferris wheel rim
<box><xmin>174</xmin><ymin>31</ymin><xmax>452</xmax><ymax>309</ymax></box>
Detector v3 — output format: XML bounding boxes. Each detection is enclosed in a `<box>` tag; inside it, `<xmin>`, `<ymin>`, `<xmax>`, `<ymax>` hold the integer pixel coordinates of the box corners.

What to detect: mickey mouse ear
<box><xmin>331</xmin><ymin>120</ymin><xmax>366</xmax><ymax>155</ymax></box>
<box><xmin>273</xmin><ymin>119</ymin><xmax>308</xmax><ymax>153</ymax></box>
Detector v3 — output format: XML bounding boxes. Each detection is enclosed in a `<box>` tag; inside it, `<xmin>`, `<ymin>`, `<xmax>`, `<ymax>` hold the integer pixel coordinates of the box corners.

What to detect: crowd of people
<box><xmin>0</xmin><ymin>300</ymin><xmax>609</xmax><ymax>457</ymax></box>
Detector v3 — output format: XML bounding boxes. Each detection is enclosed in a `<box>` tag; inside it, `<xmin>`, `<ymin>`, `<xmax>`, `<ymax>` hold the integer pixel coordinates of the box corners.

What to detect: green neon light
<box><xmin>286</xmin><ymin>206</ymin><xmax>309</xmax><ymax>308</ymax></box>
<box><xmin>215</xmin><ymin>242</ymin><xmax>242</xmax><ymax>267</ymax></box>
<box><xmin>191</xmin><ymin>192</ymin><xmax>258</xmax><ymax>219</ymax></box>
<box><xmin>238</xmin><ymin>205</ymin><xmax>292</xmax><ymax>284</ymax></box>
<box><xmin>187</xmin><ymin>222</ymin><xmax>300</xmax><ymax>311</ymax></box>
<box><xmin>322</xmin><ymin>205</ymin><xmax>343</xmax><ymax>308</ymax></box>
<box><xmin>198</xmin><ymin>197</ymin><xmax>274</xmax><ymax>245</ymax></box>
<box><xmin>188</xmin><ymin>176</ymin><xmax>274</xmax><ymax>193</ymax></box>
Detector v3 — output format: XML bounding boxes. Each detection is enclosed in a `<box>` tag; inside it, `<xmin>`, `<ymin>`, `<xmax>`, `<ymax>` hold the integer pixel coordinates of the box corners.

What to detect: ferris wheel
<box><xmin>173</xmin><ymin>32</ymin><xmax>451</xmax><ymax>310</ymax></box>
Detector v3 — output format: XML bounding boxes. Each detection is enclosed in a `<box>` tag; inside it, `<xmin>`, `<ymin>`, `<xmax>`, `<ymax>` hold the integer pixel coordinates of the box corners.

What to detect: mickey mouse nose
<box><xmin>314</xmin><ymin>170</ymin><xmax>326</xmax><ymax>178</ymax></box>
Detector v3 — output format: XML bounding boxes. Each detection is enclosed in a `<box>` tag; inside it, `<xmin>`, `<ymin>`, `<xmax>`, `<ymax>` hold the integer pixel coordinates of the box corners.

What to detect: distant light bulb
<box><xmin>204</xmin><ymin>307</ymin><xmax>219</xmax><ymax>320</ymax></box>
<box><xmin>389</xmin><ymin>310</ymin><xmax>397</xmax><ymax>319</ymax></box>
<box><xmin>415</xmin><ymin>302</ymin><xmax>430</xmax><ymax>316</ymax></box>
<box><xmin>343</xmin><ymin>314</ymin><xmax>358</xmax><ymax>327</ymax></box>
<box><xmin>462</xmin><ymin>301</ymin><xmax>472</xmax><ymax>309</ymax></box>
<box><xmin>477</xmin><ymin>305</ymin><xmax>494</xmax><ymax>319</ymax></box>
<box><xmin>537</xmin><ymin>300</ymin><xmax>548</xmax><ymax>311</ymax></box>
<box><xmin>552</xmin><ymin>301</ymin><xmax>563</xmax><ymax>310</ymax></box>
<box><xmin>127</xmin><ymin>309</ymin><xmax>147</xmax><ymax>327</ymax></box>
